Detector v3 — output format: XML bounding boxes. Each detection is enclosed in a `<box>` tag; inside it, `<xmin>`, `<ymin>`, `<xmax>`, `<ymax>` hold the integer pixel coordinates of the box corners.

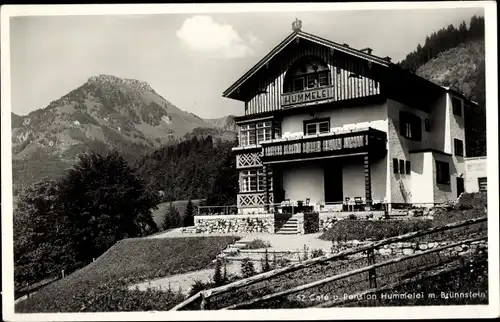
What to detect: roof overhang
<box><xmin>222</xmin><ymin>31</ymin><xmax>391</xmax><ymax>101</ymax></box>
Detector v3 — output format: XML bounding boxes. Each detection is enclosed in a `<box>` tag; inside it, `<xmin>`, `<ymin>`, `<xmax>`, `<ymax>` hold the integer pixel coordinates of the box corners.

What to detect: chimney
<box><xmin>360</xmin><ymin>47</ymin><xmax>373</xmax><ymax>55</ymax></box>
<box><xmin>343</xmin><ymin>43</ymin><xmax>350</xmax><ymax>47</ymax></box>
<box><xmin>384</xmin><ymin>56</ymin><xmax>392</xmax><ymax>62</ymax></box>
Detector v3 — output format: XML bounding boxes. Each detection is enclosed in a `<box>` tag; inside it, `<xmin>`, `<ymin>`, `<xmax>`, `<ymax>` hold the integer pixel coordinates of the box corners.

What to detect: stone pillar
<box><xmin>364</xmin><ymin>154</ymin><xmax>372</xmax><ymax>211</ymax></box>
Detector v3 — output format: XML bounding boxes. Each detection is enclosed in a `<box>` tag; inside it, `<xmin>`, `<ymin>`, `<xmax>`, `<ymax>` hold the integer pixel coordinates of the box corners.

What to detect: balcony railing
<box><xmin>261</xmin><ymin>127</ymin><xmax>387</xmax><ymax>163</ymax></box>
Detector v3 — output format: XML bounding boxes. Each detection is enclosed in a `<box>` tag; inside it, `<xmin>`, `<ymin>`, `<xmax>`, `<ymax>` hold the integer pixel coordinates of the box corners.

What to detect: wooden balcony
<box><xmin>261</xmin><ymin>127</ymin><xmax>387</xmax><ymax>163</ymax></box>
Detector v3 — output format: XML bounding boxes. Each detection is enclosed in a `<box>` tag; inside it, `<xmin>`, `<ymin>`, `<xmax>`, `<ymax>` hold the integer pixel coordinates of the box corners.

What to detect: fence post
<box><xmin>367</xmin><ymin>248</ymin><xmax>377</xmax><ymax>289</ymax></box>
<box><xmin>62</xmin><ymin>270</ymin><xmax>65</xmax><ymax>279</ymax></box>
<box><xmin>200</xmin><ymin>291</ymin><xmax>210</xmax><ymax>310</ymax></box>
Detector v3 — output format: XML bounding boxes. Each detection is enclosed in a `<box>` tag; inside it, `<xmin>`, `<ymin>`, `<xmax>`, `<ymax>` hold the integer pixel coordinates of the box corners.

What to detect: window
<box><xmin>405</xmin><ymin>160</ymin><xmax>411</xmax><ymax>175</ymax></box>
<box><xmin>240</xmin><ymin>169</ymin><xmax>273</xmax><ymax>192</ymax></box>
<box><xmin>240</xmin><ymin>170</ymin><xmax>257</xmax><ymax>192</ymax></box>
<box><xmin>399</xmin><ymin>159</ymin><xmax>405</xmax><ymax>174</ymax></box>
<box><xmin>399</xmin><ymin>111</ymin><xmax>422</xmax><ymax>141</ymax></box>
<box><xmin>454</xmin><ymin>138</ymin><xmax>464</xmax><ymax>157</ymax></box>
<box><xmin>256</xmin><ymin>121</ymin><xmax>272</xmax><ymax>143</ymax></box>
<box><xmin>436</xmin><ymin>160</ymin><xmax>450</xmax><ymax>185</ymax></box>
<box><xmin>478</xmin><ymin>177</ymin><xmax>487</xmax><ymax>193</ymax></box>
<box><xmin>452</xmin><ymin>97</ymin><xmax>462</xmax><ymax>116</ymax></box>
<box><xmin>239</xmin><ymin>123</ymin><xmax>256</xmax><ymax>146</ymax></box>
<box><xmin>239</xmin><ymin>121</ymin><xmax>276</xmax><ymax>146</ymax></box>
<box><xmin>291</xmin><ymin>70</ymin><xmax>330</xmax><ymax>92</ymax></box>
<box><xmin>304</xmin><ymin>119</ymin><xmax>330</xmax><ymax>135</ymax></box>
<box><xmin>393</xmin><ymin>158</ymin><xmax>399</xmax><ymax>173</ymax></box>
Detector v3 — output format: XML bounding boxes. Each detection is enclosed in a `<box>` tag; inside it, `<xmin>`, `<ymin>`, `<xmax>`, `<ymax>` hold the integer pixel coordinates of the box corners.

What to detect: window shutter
<box><xmin>393</xmin><ymin>158</ymin><xmax>399</xmax><ymax>173</ymax></box>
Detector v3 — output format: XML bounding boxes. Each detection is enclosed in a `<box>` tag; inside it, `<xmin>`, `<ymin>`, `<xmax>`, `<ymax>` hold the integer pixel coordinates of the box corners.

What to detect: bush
<box><xmin>245</xmin><ymin>238</ymin><xmax>271</xmax><ymax>250</ymax></box>
<box><xmin>311</xmin><ymin>249</ymin><xmax>325</xmax><ymax>258</ymax></box>
<box><xmin>188</xmin><ymin>279</ymin><xmax>213</xmax><ymax>298</ymax></box>
<box><xmin>276</xmin><ymin>257</ymin><xmax>291</xmax><ymax>267</ymax></box>
<box><xmin>213</xmin><ymin>258</ymin><xmax>225</xmax><ymax>286</ymax></box>
<box><xmin>260</xmin><ymin>249</ymin><xmax>272</xmax><ymax>273</ymax></box>
<box><xmin>319</xmin><ymin>220</ymin><xmax>433</xmax><ymax>242</ymax></box>
<box><xmin>457</xmin><ymin>192</ymin><xmax>487</xmax><ymax>210</ymax></box>
<box><xmin>240</xmin><ymin>258</ymin><xmax>256</xmax><ymax>278</ymax></box>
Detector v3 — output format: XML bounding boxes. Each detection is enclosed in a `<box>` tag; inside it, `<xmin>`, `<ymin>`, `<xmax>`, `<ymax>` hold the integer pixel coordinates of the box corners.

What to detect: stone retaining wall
<box><xmin>193</xmin><ymin>214</ymin><xmax>274</xmax><ymax>234</ymax></box>
<box><xmin>330</xmin><ymin>239</ymin><xmax>487</xmax><ymax>257</ymax></box>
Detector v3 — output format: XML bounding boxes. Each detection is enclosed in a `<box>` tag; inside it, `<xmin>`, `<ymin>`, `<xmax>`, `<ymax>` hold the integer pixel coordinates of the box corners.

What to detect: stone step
<box><xmin>282</xmin><ymin>223</ymin><xmax>298</xmax><ymax>227</ymax></box>
<box><xmin>223</xmin><ymin>247</ymin><xmax>241</xmax><ymax>254</ymax></box>
<box><xmin>276</xmin><ymin>230</ymin><xmax>299</xmax><ymax>235</ymax></box>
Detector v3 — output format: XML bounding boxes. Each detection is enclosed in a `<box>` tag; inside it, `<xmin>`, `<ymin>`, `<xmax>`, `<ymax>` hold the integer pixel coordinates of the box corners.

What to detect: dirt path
<box><xmin>129</xmin><ymin>261</ymin><xmax>242</xmax><ymax>295</ymax></box>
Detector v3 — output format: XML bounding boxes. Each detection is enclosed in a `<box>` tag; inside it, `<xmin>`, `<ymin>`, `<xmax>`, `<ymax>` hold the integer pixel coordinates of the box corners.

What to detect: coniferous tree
<box><xmin>183</xmin><ymin>199</ymin><xmax>195</xmax><ymax>227</ymax></box>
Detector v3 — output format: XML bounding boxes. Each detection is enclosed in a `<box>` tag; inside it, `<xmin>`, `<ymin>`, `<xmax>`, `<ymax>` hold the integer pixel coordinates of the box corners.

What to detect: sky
<box><xmin>9</xmin><ymin>6</ymin><xmax>485</xmax><ymax>119</ymax></box>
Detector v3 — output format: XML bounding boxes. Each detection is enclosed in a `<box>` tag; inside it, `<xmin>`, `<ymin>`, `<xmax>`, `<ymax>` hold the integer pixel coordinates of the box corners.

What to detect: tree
<box><xmin>183</xmin><ymin>199</ymin><xmax>195</xmax><ymax>227</ymax></box>
<box><xmin>162</xmin><ymin>202</ymin><xmax>181</xmax><ymax>230</ymax></box>
<box><xmin>13</xmin><ymin>180</ymin><xmax>75</xmax><ymax>288</ymax></box>
<box><xmin>57</xmin><ymin>150</ymin><xmax>159</xmax><ymax>263</ymax></box>
<box><xmin>205</xmin><ymin>139</ymin><xmax>238</xmax><ymax>206</ymax></box>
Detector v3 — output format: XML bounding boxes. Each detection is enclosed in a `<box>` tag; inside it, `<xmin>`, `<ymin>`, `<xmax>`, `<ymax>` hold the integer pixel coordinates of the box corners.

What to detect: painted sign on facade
<box><xmin>282</xmin><ymin>85</ymin><xmax>335</xmax><ymax>107</ymax></box>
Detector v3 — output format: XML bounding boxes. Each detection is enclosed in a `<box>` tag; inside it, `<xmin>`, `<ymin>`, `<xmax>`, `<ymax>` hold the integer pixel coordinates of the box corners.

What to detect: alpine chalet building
<box><xmin>224</xmin><ymin>20</ymin><xmax>478</xmax><ymax>214</ymax></box>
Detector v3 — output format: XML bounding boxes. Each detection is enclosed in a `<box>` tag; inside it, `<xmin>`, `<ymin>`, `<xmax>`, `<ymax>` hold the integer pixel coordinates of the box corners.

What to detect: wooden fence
<box><xmin>170</xmin><ymin>216</ymin><xmax>487</xmax><ymax>310</ymax></box>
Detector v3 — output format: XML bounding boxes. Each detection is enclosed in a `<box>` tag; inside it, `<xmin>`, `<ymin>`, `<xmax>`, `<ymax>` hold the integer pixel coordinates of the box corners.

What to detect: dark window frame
<box><xmin>405</xmin><ymin>160</ymin><xmax>411</xmax><ymax>175</ymax></box>
<box><xmin>436</xmin><ymin>160</ymin><xmax>451</xmax><ymax>185</ymax></box>
<box><xmin>454</xmin><ymin>138</ymin><xmax>464</xmax><ymax>157</ymax></box>
<box><xmin>303</xmin><ymin>117</ymin><xmax>331</xmax><ymax>136</ymax></box>
<box><xmin>393</xmin><ymin>158</ymin><xmax>399</xmax><ymax>174</ymax></box>
<box><xmin>291</xmin><ymin>70</ymin><xmax>331</xmax><ymax>92</ymax></box>
<box><xmin>452</xmin><ymin>97</ymin><xmax>463</xmax><ymax>116</ymax></box>
<box><xmin>399</xmin><ymin>111</ymin><xmax>422</xmax><ymax>141</ymax></box>
<box><xmin>399</xmin><ymin>159</ymin><xmax>405</xmax><ymax>174</ymax></box>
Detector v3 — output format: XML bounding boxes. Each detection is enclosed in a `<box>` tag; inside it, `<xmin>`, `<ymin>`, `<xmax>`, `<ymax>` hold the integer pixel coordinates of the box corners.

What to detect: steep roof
<box><xmin>222</xmin><ymin>29</ymin><xmax>479</xmax><ymax>107</ymax></box>
<box><xmin>222</xmin><ymin>30</ymin><xmax>391</xmax><ymax>99</ymax></box>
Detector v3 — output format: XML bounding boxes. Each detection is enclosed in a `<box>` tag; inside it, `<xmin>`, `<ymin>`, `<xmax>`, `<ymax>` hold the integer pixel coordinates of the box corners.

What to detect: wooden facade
<box><xmin>244</xmin><ymin>40</ymin><xmax>381</xmax><ymax>116</ymax></box>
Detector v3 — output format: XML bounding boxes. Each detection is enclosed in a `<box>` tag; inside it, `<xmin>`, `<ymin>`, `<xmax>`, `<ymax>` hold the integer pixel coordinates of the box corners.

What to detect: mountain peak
<box><xmin>87</xmin><ymin>74</ymin><xmax>156</xmax><ymax>94</ymax></box>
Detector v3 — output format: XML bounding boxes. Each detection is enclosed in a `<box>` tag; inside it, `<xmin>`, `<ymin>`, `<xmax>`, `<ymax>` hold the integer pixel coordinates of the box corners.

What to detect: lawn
<box><xmin>15</xmin><ymin>236</ymin><xmax>239</xmax><ymax>312</ymax></box>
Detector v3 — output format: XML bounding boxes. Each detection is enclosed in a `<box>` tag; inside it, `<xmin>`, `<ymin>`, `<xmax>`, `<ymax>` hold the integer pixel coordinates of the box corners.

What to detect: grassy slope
<box><xmin>15</xmin><ymin>236</ymin><xmax>239</xmax><ymax>312</ymax></box>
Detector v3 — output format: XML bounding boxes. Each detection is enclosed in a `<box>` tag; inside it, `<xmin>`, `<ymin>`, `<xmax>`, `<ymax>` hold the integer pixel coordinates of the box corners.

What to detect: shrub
<box><xmin>319</xmin><ymin>219</ymin><xmax>433</xmax><ymax>242</ymax></box>
<box><xmin>302</xmin><ymin>245</ymin><xmax>309</xmax><ymax>261</ymax></box>
<box><xmin>348</xmin><ymin>213</ymin><xmax>357</xmax><ymax>220</ymax></box>
<box><xmin>261</xmin><ymin>249</ymin><xmax>272</xmax><ymax>273</ymax></box>
<box><xmin>188</xmin><ymin>279</ymin><xmax>212</xmax><ymax>298</ymax></box>
<box><xmin>245</xmin><ymin>238</ymin><xmax>271</xmax><ymax>250</ymax></box>
<box><xmin>240</xmin><ymin>258</ymin><xmax>256</xmax><ymax>278</ymax></box>
<box><xmin>213</xmin><ymin>258</ymin><xmax>225</xmax><ymax>286</ymax></box>
<box><xmin>276</xmin><ymin>257</ymin><xmax>291</xmax><ymax>267</ymax></box>
<box><xmin>311</xmin><ymin>249</ymin><xmax>325</xmax><ymax>258</ymax></box>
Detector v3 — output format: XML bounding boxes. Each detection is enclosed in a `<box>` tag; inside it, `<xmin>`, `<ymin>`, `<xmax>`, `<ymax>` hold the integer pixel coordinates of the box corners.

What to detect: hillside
<box><xmin>11</xmin><ymin>74</ymin><xmax>236</xmax><ymax>189</ymax></box>
<box><xmin>202</xmin><ymin>115</ymin><xmax>237</xmax><ymax>132</ymax></box>
<box><xmin>415</xmin><ymin>40</ymin><xmax>486</xmax><ymax>157</ymax></box>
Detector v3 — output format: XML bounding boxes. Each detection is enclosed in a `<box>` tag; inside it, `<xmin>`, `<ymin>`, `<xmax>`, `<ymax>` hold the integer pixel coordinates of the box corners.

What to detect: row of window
<box><xmin>291</xmin><ymin>70</ymin><xmax>330</xmax><ymax>92</ymax></box>
<box><xmin>239</xmin><ymin>121</ymin><xmax>280</xmax><ymax>146</ymax></box>
<box><xmin>240</xmin><ymin>169</ymin><xmax>273</xmax><ymax>193</ymax></box>
<box><xmin>393</xmin><ymin>158</ymin><xmax>411</xmax><ymax>175</ymax></box>
<box><xmin>393</xmin><ymin>157</ymin><xmax>451</xmax><ymax>185</ymax></box>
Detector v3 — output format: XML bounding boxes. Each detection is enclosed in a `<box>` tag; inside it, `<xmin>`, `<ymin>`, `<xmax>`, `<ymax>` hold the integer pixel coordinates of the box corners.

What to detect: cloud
<box><xmin>176</xmin><ymin>15</ymin><xmax>258</xmax><ymax>58</ymax></box>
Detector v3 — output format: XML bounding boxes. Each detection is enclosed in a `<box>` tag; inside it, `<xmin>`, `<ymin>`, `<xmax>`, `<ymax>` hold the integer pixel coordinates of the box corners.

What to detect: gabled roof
<box><xmin>222</xmin><ymin>30</ymin><xmax>391</xmax><ymax>99</ymax></box>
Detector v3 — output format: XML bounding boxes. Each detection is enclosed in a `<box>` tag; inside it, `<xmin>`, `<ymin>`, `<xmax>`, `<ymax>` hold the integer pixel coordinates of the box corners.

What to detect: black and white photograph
<box><xmin>1</xmin><ymin>2</ymin><xmax>498</xmax><ymax>320</ymax></box>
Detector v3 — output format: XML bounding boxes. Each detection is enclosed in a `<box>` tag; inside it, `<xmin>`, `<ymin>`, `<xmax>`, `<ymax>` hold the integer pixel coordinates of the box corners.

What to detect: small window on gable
<box><xmin>452</xmin><ymin>97</ymin><xmax>463</xmax><ymax>116</ymax></box>
<box><xmin>393</xmin><ymin>158</ymin><xmax>399</xmax><ymax>174</ymax></box>
<box><xmin>399</xmin><ymin>159</ymin><xmax>405</xmax><ymax>174</ymax></box>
